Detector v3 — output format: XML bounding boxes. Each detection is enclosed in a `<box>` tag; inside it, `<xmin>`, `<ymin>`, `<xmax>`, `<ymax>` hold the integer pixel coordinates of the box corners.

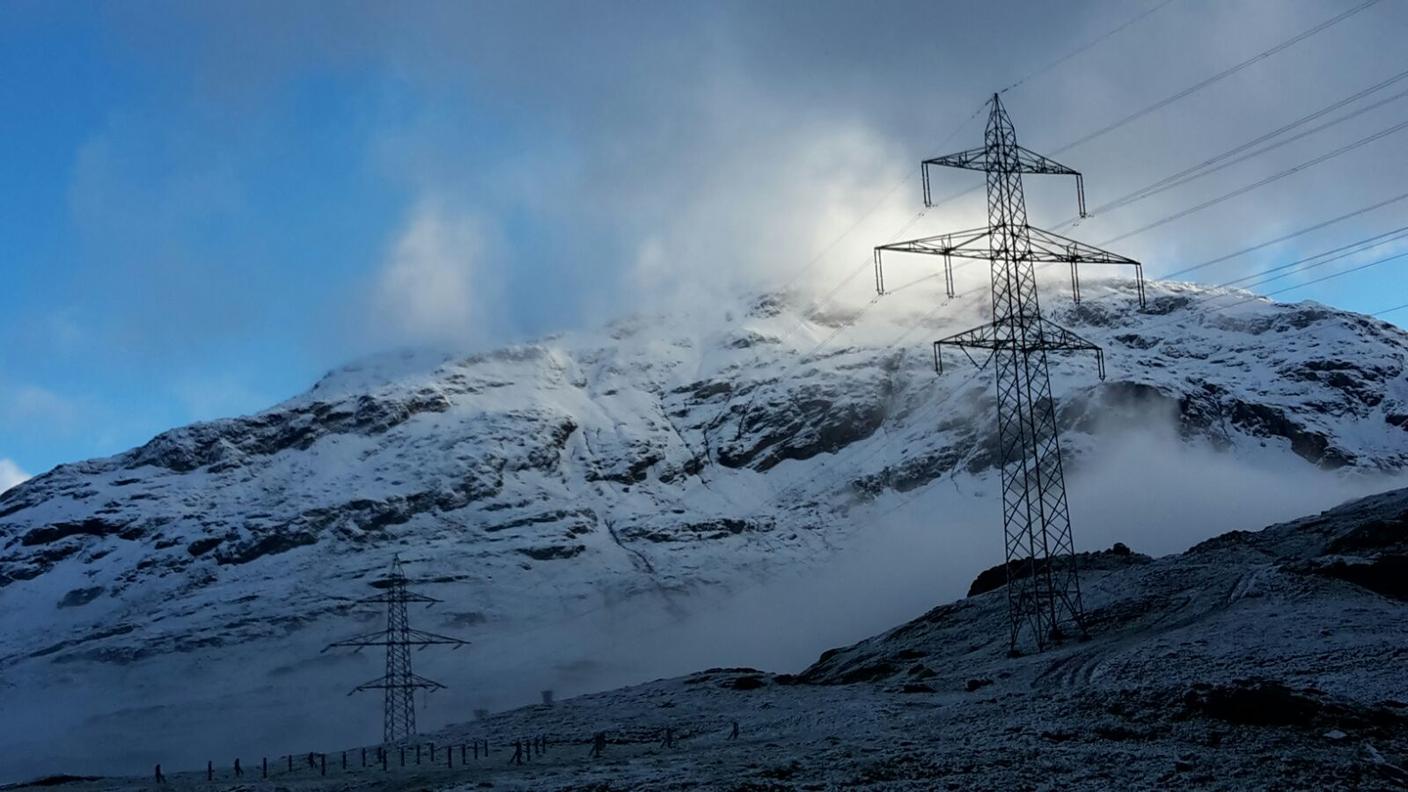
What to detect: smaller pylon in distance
<box><xmin>324</xmin><ymin>555</ymin><xmax>469</xmax><ymax>744</ymax></box>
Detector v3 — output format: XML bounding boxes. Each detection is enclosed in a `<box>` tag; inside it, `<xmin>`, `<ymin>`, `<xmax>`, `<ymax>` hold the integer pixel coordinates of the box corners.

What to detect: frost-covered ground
<box><xmin>4</xmin><ymin>275</ymin><xmax>1408</xmax><ymax>780</ymax></box>
<box><xmin>14</xmin><ymin>482</ymin><xmax>1408</xmax><ymax>790</ymax></box>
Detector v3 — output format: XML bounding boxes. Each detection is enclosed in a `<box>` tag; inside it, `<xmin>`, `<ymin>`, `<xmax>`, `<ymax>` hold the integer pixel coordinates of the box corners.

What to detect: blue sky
<box><xmin>3</xmin><ymin>0</ymin><xmax>1408</xmax><ymax>484</ymax></box>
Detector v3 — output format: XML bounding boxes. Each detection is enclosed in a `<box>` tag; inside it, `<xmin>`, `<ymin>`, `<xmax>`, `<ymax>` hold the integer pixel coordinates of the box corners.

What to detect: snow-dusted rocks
<box><xmin>2</xmin><ymin>277</ymin><xmax>1408</xmax><ymax>780</ymax></box>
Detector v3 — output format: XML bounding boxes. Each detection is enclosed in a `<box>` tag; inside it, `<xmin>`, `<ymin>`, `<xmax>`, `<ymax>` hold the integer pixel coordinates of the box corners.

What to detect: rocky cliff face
<box><xmin>3</xmin><ymin>276</ymin><xmax>1408</xmax><ymax>778</ymax></box>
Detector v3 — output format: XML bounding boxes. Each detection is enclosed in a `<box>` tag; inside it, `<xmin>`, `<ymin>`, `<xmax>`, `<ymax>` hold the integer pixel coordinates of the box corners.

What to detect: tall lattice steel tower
<box><xmin>325</xmin><ymin>555</ymin><xmax>468</xmax><ymax>743</ymax></box>
<box><xmin>873</xmin><ymin>94</ymin><xmax>1144</xmax><ymax>654</ymax></box>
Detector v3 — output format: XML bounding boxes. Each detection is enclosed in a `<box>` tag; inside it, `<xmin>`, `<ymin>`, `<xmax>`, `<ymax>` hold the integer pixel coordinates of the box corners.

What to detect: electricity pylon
<box><xmin>874</xmin><ymin>94</ymin><xmax>1144</xmax><ymax>654</ymax></box>
<box><xmin>325</xmin><ymin>555</ymin><xmax>468</xmax><ymax>743</ymax></box>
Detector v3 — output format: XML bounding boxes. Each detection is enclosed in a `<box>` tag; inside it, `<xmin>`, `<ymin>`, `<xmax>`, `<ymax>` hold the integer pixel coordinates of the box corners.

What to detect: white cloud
<box><xmin>0</xmin><ymin>383</ymin><xmax>83</xmax><ymax>436</ymax></box>
<box><xmin>0</xmin><ymin>458</ymin><xmax>30</xmax><ymax>493</ymax></box>
<box><xmin>369</xmin><ymin>199</ymin><xmax>495</xmax><ymax>349</ymax></box>
<box><xmin>626</xmin><ymin>115</ymin><xmax>923</xmax><ymax>313</ymax></box>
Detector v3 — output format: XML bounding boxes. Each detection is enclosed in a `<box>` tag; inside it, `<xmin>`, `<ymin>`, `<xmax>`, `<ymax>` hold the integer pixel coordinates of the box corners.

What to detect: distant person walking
<box><xmin>509</xmin><ymin>739</ymin><xmax>524</xmax><ymax>765</ymax></box>
<box><xmin>589</xmin><ymin>731</ymin><xmax>606</xmax><ymax>758</ymax></box>
<box><xmin>153</xmin><ymin>764</ymin><xmax>166</xmax><ymax>784</ymax></box>
<box><xmin>728</xmin><ymin>720</ymin><xmax>739</xmax><ymax>740</ymax></box>
<box><xmin>234</xmin><ymin>758</ymin><xmax>243</xmax><ymax>777</ymax></box>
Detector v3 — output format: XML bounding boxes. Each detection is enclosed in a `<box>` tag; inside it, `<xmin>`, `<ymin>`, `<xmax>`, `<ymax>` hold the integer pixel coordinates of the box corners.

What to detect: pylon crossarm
<box><xmin>1010</xmin><ymin>145</ymin><xmax>1079</xmax><ymax>176</ymax></box>
<box><xmin>1033</xmin><ymin>319</ymin><xmax>1107</xmax><ymax>380</ymax></box>
<box><xmin>403</xmin><ymin>673</ymin><xmax>447</xmax><ymax>690</ymax></box>
<box><xmin>932</xmin><ymin>320</ymin><xmax>1007</xmax><ymax>374</ymax></box>
<box><xmin>935</xmin><ymin>320</ymin><xmax>1006</xmax><ymax>349</ymax></box>
<box><xmin>875</xmin><ymin>226</ymin><xmax>991</xmax><ymax>257</ymax></box>
<box><xmin>327</xmin><ymin>636</ymin><xmax>466</xmax><ymax>650</ymax></box>
<box><xmin>1025</xmin><ymin>226</ymin><xmax>1146</xmax><ymax>308</ymax></box>
<box><xmin>1024</xmin><ymin>226</ymin><xmax>1139</xmax><ymax>265</ymax></box>
<box><xmin>324</xmin><ymin>630</ymin><xmax>389</xmax><ymax>652</ymax></box>
<box><xmin>874</xmin><ymin>226</ymin><xmax>991</xmax><ymax>296</ymax></box>
<box><xmin>350</xmin><ymin>673</ymin><xmax>447</xmax><ymax>693</ymax></box>
<box><xmin>924</xmin><ymin>147</ymin><xmax>1084</xmax><ymax>213</ymax></box>
<box><xmin>922</xmin><ymin>146</ymin><xmax>988</xmax><ymax>171</ymax></box>
<box><xmin>358</xmin><ymin>590</ymin><xmax>441</xmax><ymax>605</ymax></box>
<box><xmin>1012</xmin><ymin>143</ymin><xmax>1086</xmax><ymax>216</ymax></box>
<box><xmin>1034</xmin><ymin>318</ymin><xmax>1101</xmax><ymax>351</ymax></box>
<box><xmin>404</xmin><ymin>628</ymin><xmax>470</xmax><ymax>647</ymax></box>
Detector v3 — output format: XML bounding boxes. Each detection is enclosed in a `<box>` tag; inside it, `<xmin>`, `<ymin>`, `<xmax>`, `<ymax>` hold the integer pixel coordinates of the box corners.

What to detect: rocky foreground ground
<box><xmin>9</xmin><ymin>485</ymin><xmax>1408</xmax><ymax>791</ymax></box>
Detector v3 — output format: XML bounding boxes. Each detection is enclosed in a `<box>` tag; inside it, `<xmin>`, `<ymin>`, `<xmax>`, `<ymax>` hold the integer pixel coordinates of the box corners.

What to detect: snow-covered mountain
<box><xmin>33</xmin><ymin>452</ymin><xmax>1408</xmax><ymax>790</ymax></box>
<box><xmin>3</xmin><ymin>276</ymin><xmax>1408</xmax><ymax>779</ymax></box>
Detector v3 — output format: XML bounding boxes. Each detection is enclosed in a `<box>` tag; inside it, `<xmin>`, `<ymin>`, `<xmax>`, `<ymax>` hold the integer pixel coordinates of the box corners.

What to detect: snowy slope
<box><xmin>414</xmin><ymin>483</ymin><xmax>1407</xmax><ymax>791</ymax></box>
<box><xmin>25</xmin><ymin>481</ymin><xmax>1408</xmax><ymax>790</ymax></box>
<box><xmin>3</xmin><ymin>275</ymin><xmax>1408</xmax><ymax>779</ymax></box>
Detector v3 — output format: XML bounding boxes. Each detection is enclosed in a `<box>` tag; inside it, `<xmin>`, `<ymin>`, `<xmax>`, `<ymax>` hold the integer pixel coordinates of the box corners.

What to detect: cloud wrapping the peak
<box><xmin>0</xmin><ymin>458</ymin><xmax>30</xmax><ymax>493</ymax></box>
<box><xmin>368</xmin><ymin>199</ymin><xmax>497</xmax><ymax>351</ymax></box>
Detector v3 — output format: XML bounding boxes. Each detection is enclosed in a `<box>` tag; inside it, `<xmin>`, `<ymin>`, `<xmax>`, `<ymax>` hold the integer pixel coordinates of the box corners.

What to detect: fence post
<box><xmin>430</xmin><ymin>742</ymin><xmax>436</xmax><ymax>762</ymax></box>
<box><xmin>262</xmin><ymin>757</ymin><xmax>267</xmax><ymax>779</ymax></box>
<box><xmin>416</xmin><ymin>744</ymin><xmax>421</xmax><ymax>765</ymax></box>
<box><xmin>342</xmin><ymin>751</ymin><xmax>347</xmax><ymax>770</ymax></box>
<box><xmin>447</xmin><ymin>745</ymin><xmax>452</xmax><ymax>769</ymax></box>
<box><xmin>288</xmin><ymin>754</ymin><xmax>293</xmax><ymax>772</ymax></box>
<box><xmin>382</xmin><ymin>748</ymin><xmax>388</xmax><ymax>771</ymax></box>
<box><xmin>473</xmin><ymin>741</ymin><xmax>479</xmax><ymax>760</ymax></box>
<box><xmin>320</xmin><ymin>753</ymin><xmax>326</xmax><ymax>776</ymax></box>
<box><xmin>361</xmin><ymin>747</ymin><xmax>366</xmax><ymax>767</ymax></box>
<box><xmin>400</xmin><ymin>747</ymin><xmax>405</xmax><ymax>767</ymax></box>
<box><xmin>207</xmin><ymin>760</ymin><xmax>212</xmax><ymax>781</ymax></box>
<box><xmin>460</xmin><ymin>743</ymin><xmax>466</xmax><ymax>763</ymax></box>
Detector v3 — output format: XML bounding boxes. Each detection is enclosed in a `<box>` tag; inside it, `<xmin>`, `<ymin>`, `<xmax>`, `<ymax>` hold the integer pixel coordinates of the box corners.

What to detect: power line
<box><xmin>765</xmin><ymin>232</ymin><xmax>1408</xmax><ymax>581</ymax></box>
<box><xmin>908</xmin><ymin>1</ymin><xmax>1180</xmax><ymax>218</ymax></box>
<box><xmin>1215</xmin><ymin>224</ymin><xmax>1408</xmax><ymax>292</ymax></box>
<box><xmin>1372</xmin><ymin>301</ymin><xmax>1408</xmax><ymax>317</ymax></box>
<box><xmin>1156</xmin><ymin>188</ymin><xmax>1408</xmax><ymax>279</ymax></box>
<box><xmin>798</xmin><ymin>225</ymin><xmax>1408</xmax><ymax>536</ymax></box>
<box><xmin>1093</xmin><ymin>224</ymin><xmax>1408</xmax><ymax>345</ymax></box>
<box><xmin>1059</xmin><ymin>67</ymin><xmax>1408</xmax><ymax>228</ymax></box>
<box><xmin>1254</xmin><ymin>248</ymin><xmax>1408</xmax><ymax>301</ymax></box>
<box><xmin>731</xmin><ymin>1</ymin><xmax>1395</xmax><ymax>588</ymax></box>
<box><xmin>1159</xmin><ymin>247</ymin><xmax>1408</xmax><ymax>323</ymax></box>
<box><xmin>1096</xmin><ymin>114</ymin><xmax>1408</xmax><ymax>247</ymax></box>
<box><xmin>780</xmin><ymin>234</ymin><xmax>1408</xmax><ymax>569</ymax></box>
<box><xmin>999</xmin><ymin>0</ymin><xmax>1182</xmax><ymax>96</ymax></box>
<box><xmin>1053</xmin><ymin>0</ymin><xmax>1384</xmax><ymax>156</ymax></box>
<box><xmin>922</xmin><ymin>2</ymin><xmax>1384</xmax><ymax>215</ymax></box>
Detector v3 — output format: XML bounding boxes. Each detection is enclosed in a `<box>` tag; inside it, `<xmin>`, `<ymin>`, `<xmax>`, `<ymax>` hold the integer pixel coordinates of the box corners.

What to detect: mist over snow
<box><xmin>3</xmin><ymin>272</ymin><xmax>1408</xmax><ymax>781</ymax></box>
